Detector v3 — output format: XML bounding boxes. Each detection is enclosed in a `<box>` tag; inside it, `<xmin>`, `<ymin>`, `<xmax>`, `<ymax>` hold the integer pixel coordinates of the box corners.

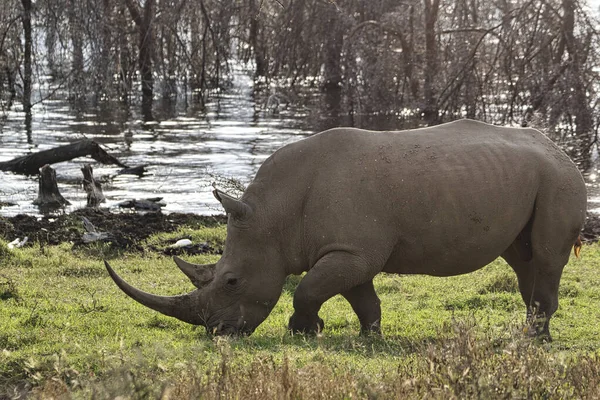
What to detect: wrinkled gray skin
<box><xmin>105</xmin><ymin>119</ymin><xmax>586</xmax><ymax>339</ymax></box>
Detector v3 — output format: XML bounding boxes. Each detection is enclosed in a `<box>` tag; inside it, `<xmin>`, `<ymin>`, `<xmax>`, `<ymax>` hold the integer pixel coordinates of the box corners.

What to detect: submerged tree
<box><xmin>0</xmin><ymin>0</ymin><xmax>234</xmax><ymax>120</ymax></box>
<box><xmin>245</xmin><ymin>0</ymin><xmax>599</xmax><ymax>159</ymax></box>
<box><xmin>0</xmin><ymin>0</ymin><xmax>598</xmax><ymax>164</ymax></box>
<box><xmin>124</xmin><ymin>0</ymin><xmax>155</xmax><ymax>121</ymax></box>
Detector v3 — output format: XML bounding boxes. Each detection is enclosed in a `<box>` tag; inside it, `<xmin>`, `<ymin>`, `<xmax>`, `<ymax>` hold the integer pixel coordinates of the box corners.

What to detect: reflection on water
<box><xmin>1</xmin><ymin>64</ymin><xmax>599</xmax><ymax>216</ymax></box>
<box><xmin>0</xmin><ymin>65</ymin><xmax>315</xmax><ymax>216</ymax></box>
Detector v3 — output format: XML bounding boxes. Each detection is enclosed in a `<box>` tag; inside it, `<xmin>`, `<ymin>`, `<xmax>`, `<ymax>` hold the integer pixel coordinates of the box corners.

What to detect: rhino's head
<box><xmin>104</xmin><ymin>189</ymin><xmax>287</xmax><ymax>336</ymax></box>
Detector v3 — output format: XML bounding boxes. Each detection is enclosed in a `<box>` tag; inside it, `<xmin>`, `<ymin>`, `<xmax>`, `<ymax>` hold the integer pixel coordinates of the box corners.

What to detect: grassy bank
<box><xmin>1</xmin><ymin>223</ymin><xmax>600</xmax><ymax>398</ymax></box>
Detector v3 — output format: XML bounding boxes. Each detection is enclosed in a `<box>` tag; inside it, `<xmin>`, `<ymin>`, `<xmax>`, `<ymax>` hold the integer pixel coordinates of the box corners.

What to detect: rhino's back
<box><xmin>266</xmin><ymin>119</ymin><xmax>571</xmax><ymax>175</ymax></box>
<box><xmin>252</xmin><ymin>119</ymin><xmax>586</xmax><ymax>275</ymax></box>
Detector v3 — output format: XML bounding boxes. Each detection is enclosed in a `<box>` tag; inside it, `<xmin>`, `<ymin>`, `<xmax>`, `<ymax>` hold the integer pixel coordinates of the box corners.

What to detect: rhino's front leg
<box><xmin>289</xmin><ymin>251</ymin><xmax>378</xmax><ymax>334</ymax></box>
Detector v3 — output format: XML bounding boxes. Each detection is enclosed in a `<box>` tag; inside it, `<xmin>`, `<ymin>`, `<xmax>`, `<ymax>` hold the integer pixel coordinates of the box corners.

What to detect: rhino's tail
<box><xmin>573</xmin><ymin>235</ymin><xmax>583</xmax><ymax>259</ymax></box>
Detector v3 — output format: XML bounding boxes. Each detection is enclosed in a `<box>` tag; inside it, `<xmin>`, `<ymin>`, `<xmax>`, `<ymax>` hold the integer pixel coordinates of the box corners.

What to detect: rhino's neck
<box><xmin>242</xmin><ymin>182</ymin><xmax>308</xmax><ymax>276</ymax></box>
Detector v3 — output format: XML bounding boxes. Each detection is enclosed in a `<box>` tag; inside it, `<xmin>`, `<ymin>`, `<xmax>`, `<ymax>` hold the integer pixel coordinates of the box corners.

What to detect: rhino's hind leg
<box><xmin>502</xmin><ymin>205</ymin><xmax>580</xmax><ymax>341</ymax></box>
<box><xmin>289</xmin><ymin>251</ymin><xmax>379</xmax><ymax>335</ymax></box>
<box><xmin>341</xmin><ymin>280</ymin><xmax>382</xmax><ymax>335</ymax></box>
<box><xmin>502</xmin><ymin>244</ymin><xmax>562</xmax><ymax>340</ymax></box>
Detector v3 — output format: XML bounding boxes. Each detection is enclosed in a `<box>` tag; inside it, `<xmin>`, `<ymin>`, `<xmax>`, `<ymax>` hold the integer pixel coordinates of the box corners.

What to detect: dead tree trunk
<box><xmin>561</xmin><ymin>0</ymin><xmax>593</xmax><ymax>169</ymax></box>
<box><xmin>423</xmin><ymin>0</ymin><xmax>441</xmax><ymax>123</ymax></box>
<box><xmin>117</xmin><ymin>1</ymin><xmax>133</xmax><ymax>101</ymax></box>
<box><xmin>33</xmin><ymin>165</ymin><xmax>70</xmax><ymax>208</ymax></box>
<box><xmin>321</xmin><ymin>2</ymin><xmax>343</xmax><ymax>121</ymax></box>
<box><xmin>124</xmin><ymin>0</ymin><xmax>155</xmax><ymax>121</ymax></box>
<box><xmin>20</xmin><ymin>0</ymin><xmax>32</xmax><ymax>115</ymax></box>
<box><xmin>68</xmin><ymin>0</ymin><xmax>84</xmax><ymax>98</ymax></box>
<box><xmin>81</xmin><ymin>164</ymin><xmax>105</xmax><ymax>207</ymax></box>
<box><xmin>249</xmin><ymin>0</ymin><xmax>267</xmax><ymax>77</ymax></box>
<box><xmin>0</xmin><ymin>139</ymin><xmax>128</xmax><ymax>175</ymax></box>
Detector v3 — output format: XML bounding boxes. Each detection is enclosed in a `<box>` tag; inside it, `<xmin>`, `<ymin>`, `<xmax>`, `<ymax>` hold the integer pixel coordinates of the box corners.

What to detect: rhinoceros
<box><xmin>105</xmin><ymin>119</ymin><xmax>586</xmax><ymax>339</ymax></box>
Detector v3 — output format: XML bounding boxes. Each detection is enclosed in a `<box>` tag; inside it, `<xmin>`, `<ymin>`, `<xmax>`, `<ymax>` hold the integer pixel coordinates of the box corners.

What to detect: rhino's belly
<box><xmin>381</xmin><ymin>224</ymin><xmax>523</xmax><ymax>277</ymax></box>
<box><xmin>383</xmin><ymin>247</ymin><xmax>506</xmax><ymax>277</ymax></box>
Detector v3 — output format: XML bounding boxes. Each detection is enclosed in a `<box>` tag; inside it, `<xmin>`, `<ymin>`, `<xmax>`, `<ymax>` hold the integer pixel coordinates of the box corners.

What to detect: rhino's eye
<box><xmin>227</xmin><ymin>277</ymin><xmax>238</xmax><ymax>286</ymax></box>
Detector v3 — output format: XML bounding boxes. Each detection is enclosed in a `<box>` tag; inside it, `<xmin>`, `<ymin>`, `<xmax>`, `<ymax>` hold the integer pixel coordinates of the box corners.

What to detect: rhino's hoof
<box><xmin>359</xmin><ymin>321</ymin><xmax>382</xmax><ymax>336</ymax></box>
<box><xmin>524</xmin><ymin>315</ymin><xmax>552</xmax><ymax>342</ymax></box>
<box><xmin>288</xmin><ymin>313</ymin><xmax>325</xmax><ymax>335</ymax></box>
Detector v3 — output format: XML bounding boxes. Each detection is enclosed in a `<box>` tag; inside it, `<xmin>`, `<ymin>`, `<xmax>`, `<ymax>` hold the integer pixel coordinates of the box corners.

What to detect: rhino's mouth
<box><xmin>207</xmin><ymin>316</ymin><xmax>255</xmax><ymax>336</ymax></box>
<box><xmin>208</xmin><ymin>324</ymin><xmax>252</xmax><ymax>336</ymax></box>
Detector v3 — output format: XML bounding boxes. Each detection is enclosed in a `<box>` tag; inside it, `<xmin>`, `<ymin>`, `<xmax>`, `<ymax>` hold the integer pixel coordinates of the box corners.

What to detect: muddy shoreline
<box><xmin>0</xmin><ymin>210</ymin><xmax>598</xmax><ymax>250</ymax></box>
<box><xmin>0</xmin><ymin>209</ymin><xmax>227</xmax><ymax>250</ymax></box>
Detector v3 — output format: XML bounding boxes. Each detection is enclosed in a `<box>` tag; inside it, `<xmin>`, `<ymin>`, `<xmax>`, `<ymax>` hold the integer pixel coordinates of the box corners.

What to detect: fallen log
<box><xmin>118</xmin><ymin>164</ymin><xmax>147</xmax><ymax>176</ymax></box>
<box><xmin>32</xmin><ymin>165</ymin><xmax>70</xmax><ymax>208</ymax></box>
<box><xmin>117</xmin><ymin>197</ymin><xmax>165</xmax><ymax>211</ymax></box>
<box><xmin>81</xmin><ymin>164</ymin><xmax>105</xmax><ymax>207</ymax></box>
<box><xmin>0</xmin><ymin>139</ymin><xmax>128</xmax><ymax>175</ymax></box>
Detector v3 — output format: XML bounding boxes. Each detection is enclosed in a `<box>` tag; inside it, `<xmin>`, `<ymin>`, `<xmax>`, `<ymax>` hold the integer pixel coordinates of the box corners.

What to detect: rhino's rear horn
<box><xmin>173</xmin><ymin>256</ymin><xmax>215</xmax><ymax>288</ymax></box>
<box><xmin>213</xmin><ymin>189</ymin><xmax>252</xmax><ymax>219</ymax></box>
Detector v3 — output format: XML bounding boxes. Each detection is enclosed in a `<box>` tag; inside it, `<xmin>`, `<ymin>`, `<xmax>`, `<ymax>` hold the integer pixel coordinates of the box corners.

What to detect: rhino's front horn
<box><xmin>173</xmin><ymin>256</ymin><xmax>215</xmax><ymax>288</ymax></box>
<box><xmin>104</xmin><ymin>260</ymin><xmax>205</xmax><ymax>326</ymax></box>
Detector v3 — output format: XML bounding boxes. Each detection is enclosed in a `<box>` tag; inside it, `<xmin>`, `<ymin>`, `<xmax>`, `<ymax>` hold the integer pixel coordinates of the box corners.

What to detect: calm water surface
<box><xmin>1</xmin><ymin>65</ymin><xmax>599</xmax><ymax>217</ymax></box>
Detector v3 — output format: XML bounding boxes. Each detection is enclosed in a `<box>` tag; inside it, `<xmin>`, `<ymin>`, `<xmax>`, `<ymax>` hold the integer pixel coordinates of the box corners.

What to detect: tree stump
<box><xmin>32</xmin><ymin>165</ymin><xmax>70</xmax><ymax>208</ymax></box>
<box><xmin>81</xmin><ymin>164</ymin><xmax>105</xmax><ymax>207</ymax></box>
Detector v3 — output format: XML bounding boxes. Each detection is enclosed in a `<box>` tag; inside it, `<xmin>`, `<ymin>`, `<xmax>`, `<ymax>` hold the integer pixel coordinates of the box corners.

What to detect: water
<box><xmin>0</xmin><ymin>65</ymin><xmax>316</xmax><ymax>217</ymax></box>
<box><xmin>1</xmin><ymin>64</ymin><xmax>600</xmax><ymax>217</ymax></box>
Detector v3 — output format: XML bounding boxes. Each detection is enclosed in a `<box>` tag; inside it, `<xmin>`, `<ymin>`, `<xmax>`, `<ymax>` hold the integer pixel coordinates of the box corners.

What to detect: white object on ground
<box><xmin>169</xmin><ymin>239</ymin><xmax>192</xmax><ymax>248</ymax></box>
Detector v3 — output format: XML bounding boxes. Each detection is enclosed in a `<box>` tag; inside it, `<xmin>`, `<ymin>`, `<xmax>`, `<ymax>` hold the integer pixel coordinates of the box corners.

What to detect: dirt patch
<box><xmin>1</xmin><ymin>209</ymin><xmax>599</xmax><ymax>251</ymax></box>
<box><xmin>0</xmin><ymin>209</ymin><xmax>227</xmax><ymax>250</ymax></box>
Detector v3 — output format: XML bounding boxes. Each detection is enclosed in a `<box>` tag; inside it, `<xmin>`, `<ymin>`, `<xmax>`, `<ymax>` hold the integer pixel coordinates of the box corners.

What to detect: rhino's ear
<box><xmin>213</xmin><ymin>189</ymin><xmax>252</xmax><ymax>220</ymax></box>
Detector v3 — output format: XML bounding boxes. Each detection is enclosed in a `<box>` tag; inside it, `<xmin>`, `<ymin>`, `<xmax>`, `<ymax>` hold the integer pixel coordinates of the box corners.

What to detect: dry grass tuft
<box><xmin>66</xmin><ymin>320</ymin><xmax>600</xmax><ymax>400</ymax></box>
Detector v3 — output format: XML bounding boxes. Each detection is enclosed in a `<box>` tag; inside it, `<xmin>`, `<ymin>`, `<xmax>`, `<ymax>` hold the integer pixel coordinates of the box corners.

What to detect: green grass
<box><xmin>1</xmin><ymin>225</ymin><xmax>600</xmax><ymax>398</ymax></box>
